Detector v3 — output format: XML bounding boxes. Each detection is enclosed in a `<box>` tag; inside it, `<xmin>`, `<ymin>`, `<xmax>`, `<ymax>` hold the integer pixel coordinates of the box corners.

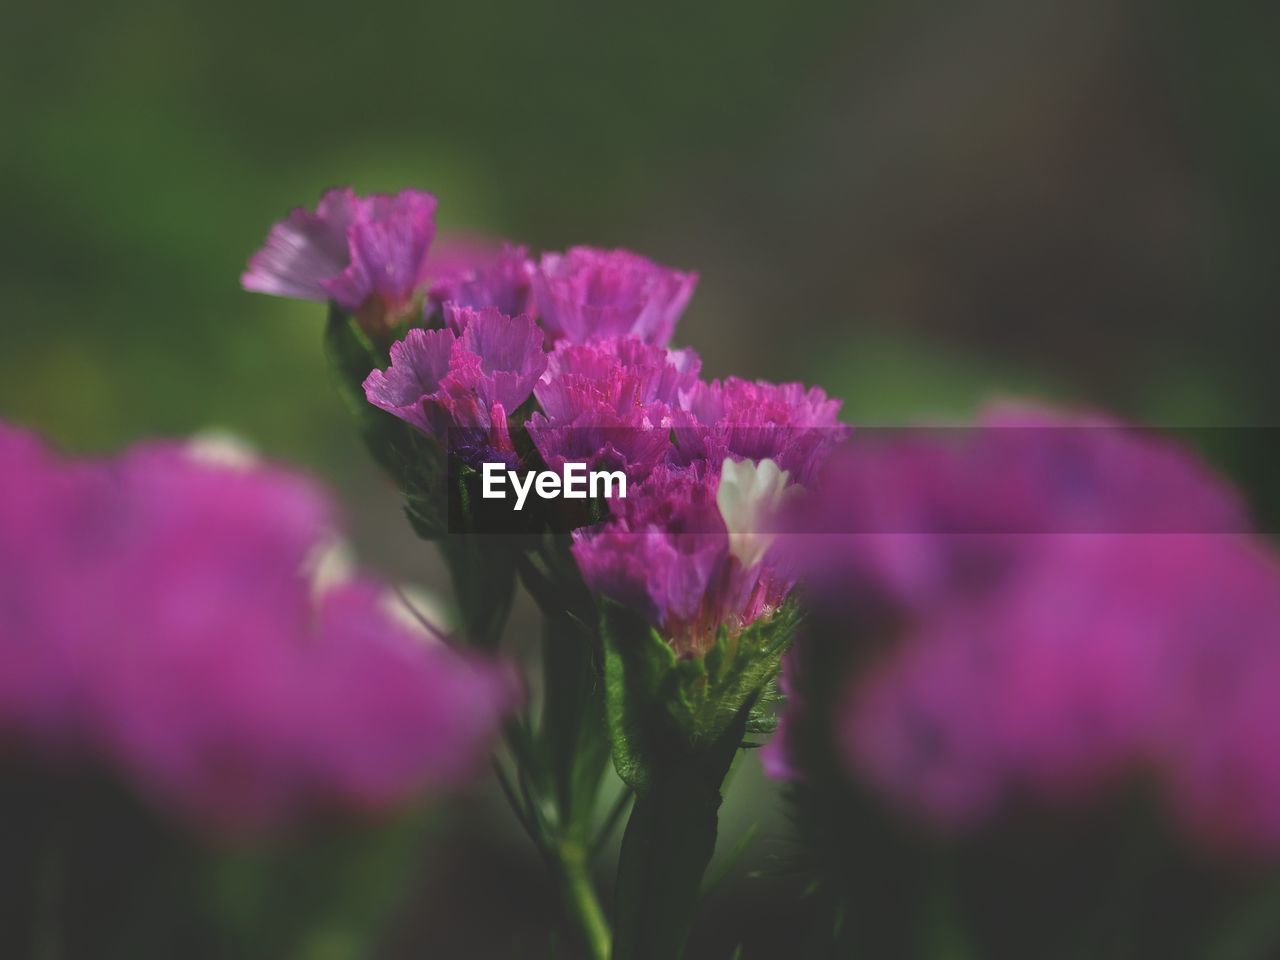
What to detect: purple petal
<box><xmin>430</xmin><ymin>242</ymin><xmax>536</xmax><ymax>320</ymax></box>
<box><xmin>363</xmin><ymin>327</ymin><xmax>458</xmax><ymax>435</ymax></box>
<box><xmin>241</xmin><ymin>187</ymin><xmax>362</xmax><ymax>301</ymax></box>
<box><xmin>452</xmin><ymin>306</ymin><xmax>548</xmax><ymax>411</ymax></box>
<box><xmin>532</xmin><ymin>246</ymin><xmax>698</xmax><ymax>346</ymax></box>
<box><xmin>322</xmin><ymin>189</ymin><xmax>438</xmax><ymax>315</ymax></box>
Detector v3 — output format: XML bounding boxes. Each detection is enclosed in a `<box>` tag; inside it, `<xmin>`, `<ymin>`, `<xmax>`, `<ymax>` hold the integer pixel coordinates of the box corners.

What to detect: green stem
<box><xmin>539</xmin><ymin>609</ymin><xmax>613</xmax><ymax>955</ymax></box>
<box><xmin>494</xmin><ymin>734</ymin><xmax>613</xmax><ymax>958</ymax></box>
<box><xmin>539</xmin><ymin>611</ymin><xmax>611</xmax><ymax>824</ymax></box>
<box><xmin>590</xmin><ymin>787</ymin><xmax>634</xmax><ymax>861</ymax></box>
<box><xmin>554</xmin><ymin>840</ymin><xmax>612</xmax><ymax>960</ymax></box>
<box><xmin>438</xmin><ymin>534</ymin><xmax>517</xmax><ymax>649</ymax></box>
<box><xmin>490</xmin><ymin>606</ymin><xmax>614</xmax><ymax>957</ymax></box>
<box><xmin>610</xmin><ymin>731</ymin><xmax>743</xmax><ymax>960</ymax></box>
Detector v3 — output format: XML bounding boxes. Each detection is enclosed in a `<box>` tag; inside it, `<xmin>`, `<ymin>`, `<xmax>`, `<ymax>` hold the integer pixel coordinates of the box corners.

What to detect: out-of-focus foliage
<box><xmin>0</xmin><ymin>0</ymin><xmax>863</xmax><ymax>469</ymax></box>
<box><xmin>5</xmin><ymin>1</ymin><xmax>1275</xmax><ymax>470</ymax></box>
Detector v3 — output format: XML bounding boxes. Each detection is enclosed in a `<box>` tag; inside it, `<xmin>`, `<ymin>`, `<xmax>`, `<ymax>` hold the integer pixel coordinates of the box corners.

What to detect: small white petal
<box><xmin>716</xmin><ymin>457</ymin><xmax>798</xmax><ymax>568</ymax></box>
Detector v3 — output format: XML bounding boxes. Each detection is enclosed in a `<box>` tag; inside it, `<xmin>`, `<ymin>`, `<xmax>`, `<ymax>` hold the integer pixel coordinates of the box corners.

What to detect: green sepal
<box><xmin>744</xmin><ymin>679</ymin><xmax>784</xmax><ymax>736</ymax></box>
<box><xmin>671</xmin><ymin>599</ymin><xmax>800</xmax><ymax>750</ymax></box>
<box><xmin>600</xmin><ymin>598</ymin><xmax>801</xmax><ymax>792</ymax></box>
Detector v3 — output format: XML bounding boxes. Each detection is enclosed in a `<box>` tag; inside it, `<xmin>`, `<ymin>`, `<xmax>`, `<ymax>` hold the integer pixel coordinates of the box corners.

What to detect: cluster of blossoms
<box><xmin>765</xmin><ymin>404</ymin><xmax>1280</xmax><ymax>855</ymax></box>
<box><xmin>566</xmin><ymin>377</ymin><xmax>845</xmax><ymax>659</ymax></box>
<box><xmin>241</xmin><ymin>185</ymin><xmax>1280</xmax><ymax>959</ymax></box>
<box><xmin>242</xmin><ymin>185</ymin><xmax>855</xmax><ymax>957</ymax></box>
<box><xmin>244</xmin><ymin>187</ymin><xmax>847</xmax><ymax>658</ymax></box>
<box><xmin>0</xmin><ymin>423</ymin><xmax>515</xmax><ymax>832</ymax></box>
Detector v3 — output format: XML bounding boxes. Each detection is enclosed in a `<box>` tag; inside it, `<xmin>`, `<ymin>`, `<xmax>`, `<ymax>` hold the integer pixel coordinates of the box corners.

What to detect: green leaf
<box><xmin>600</xmin><ymin>600</ymin><xmax>679</xmax><ymax>794</ymax></box>
<box><xmin>436</xmin><ymin>533</ymin><xmax>517</xmax><ymax>649</ymax></box>
<box><xmin>323</xmin><ymin>304</ymin><xmax>385</xmax><ymax>416</ymax></box>
<box><xmin>537</xmin><ymin>608</ymin><xmax>612</xmax><ymax>837</ymax></box>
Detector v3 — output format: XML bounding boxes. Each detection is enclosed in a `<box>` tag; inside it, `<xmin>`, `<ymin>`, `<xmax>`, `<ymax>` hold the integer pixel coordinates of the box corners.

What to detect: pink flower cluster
<box><xmin>566</xmin><ymin>369</ymin><xmax>847</xmax><ymax>655</ymax></box>
<box><xmin>0</xmin><ymin>422</ymin><xmax>516</xmax><ymax>832</ymax></box>
<box><xmin>569</xmin><ymin>461</ymin><xmax>793</xmax><ymax>657</ymax></box>
<box><xmin>766</xmin><ymin>404</ymin><xmax>1280</xmax><ymax>856</ymax></box>
<box><xmin>242</xmin><ymin>188</ymin><xmax>693</xmax><ymax>342</ymax></box>
<box><xmin>244</xmin><ymin>187</ymin><xmax>848</xmax><ymax>655</ymax></box>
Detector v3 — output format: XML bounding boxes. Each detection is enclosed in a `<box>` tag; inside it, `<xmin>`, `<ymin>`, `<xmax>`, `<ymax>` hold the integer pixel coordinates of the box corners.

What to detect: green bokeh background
<box><xmin>3</xmin><ymin>0</ymin><xmax>1277</xmax><ymax>954</ymax></box>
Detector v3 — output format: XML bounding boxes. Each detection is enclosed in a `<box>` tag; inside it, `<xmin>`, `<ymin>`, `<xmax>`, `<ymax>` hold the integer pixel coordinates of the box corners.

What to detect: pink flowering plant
<box><xmin>242</xmin><ymin>185</ymin><xmax>850</xmax><ymax>958</ymax></box>
<box><xmin>233</xmin><ymin>184</ymin><xmax>1280</xmax><ymax>959</ymax></box>
<box><xmin>1</xmin><ymin>181</ymin><xmax>1256</xmax><ymax>959</ymax></box>
<box><xmin>8</xmin><ymin>180</ymin><xmax>1280</xmax><ymax>959</ymax></box>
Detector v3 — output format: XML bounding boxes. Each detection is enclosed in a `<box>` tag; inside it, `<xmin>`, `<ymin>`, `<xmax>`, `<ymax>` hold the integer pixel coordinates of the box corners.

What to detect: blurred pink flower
<box><xmin>766</xmin><ymin>404</ymin><xmax>1280</xmax><ymax>856</ymax></box>
<box><xmin>0</xmin><ymin>423</ymin><xmax>516</xmax><ymax>832</ymax></box>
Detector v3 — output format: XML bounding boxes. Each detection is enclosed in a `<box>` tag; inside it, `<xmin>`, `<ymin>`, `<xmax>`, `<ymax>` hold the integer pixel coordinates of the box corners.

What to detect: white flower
<box><xmin>716</xmin><ymin>457</ymin><xmax>799</xmax><ymax>568</ymax></box>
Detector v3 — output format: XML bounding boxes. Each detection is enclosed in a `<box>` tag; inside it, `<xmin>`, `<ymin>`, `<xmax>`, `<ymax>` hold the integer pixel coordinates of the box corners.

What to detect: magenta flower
<box><xmin>842</xmin><ymin>534</ymin><xmax>1280</xmax><ymax>848</ymax></box>
<box><xmin>242</xmin><ymin>187</ymin><xmax>438</xmax><ymax>331</ymax></box>
<box><xmin>561</xmin><ymin>361</ymin><xmax>844</xmax><ymax>655</ymax></box>
<box><xmin>363</xmin><ymin>306</ymin><xmax>546</xmax><ymax>465</ymax></box>
<box><xmin>783</xmin><ymin>404</ymin><xmax>1245</xmax><ymax>613</ymax></box>
<box><xmin>678</xmin><ymin>377</ymin><xmax>848</xmax><ymax>485</ymax></box>
<box><xmin>0</xmin><ymin>423</ymin><xmax>516</xmax><ymax>832</ymax></box>
<box><xmin>429</xmin><ymin>241</ymin><xmax>536</xmax><ymax>321</ymax></box>
<box><xmin>0</xmin><ymin>425</ymin><xmax>114</xmax><ymax>746</ymax></box>
<box><xmin>765</xmin><ymin>403</ymin><xmax>1280</xmax><ymax>856</ymax></box>
<box><xmin>572</xmin><ymin>459</ymin><xmax>796</xmax><ymax>657</ymax></box>
<box><xmin>241</xmin><ymin>188</ymin><xmax>362</xmax><ymax>302</ymax></box>
<box><xmin>527</xmin><ymin>336</ymin><xmax>700</xmax><ymax>480</ymax></box>
<box><xmin>531</xmin><ymin>246</ymin><xmax>698</xmax><ymax>346</ymax></box>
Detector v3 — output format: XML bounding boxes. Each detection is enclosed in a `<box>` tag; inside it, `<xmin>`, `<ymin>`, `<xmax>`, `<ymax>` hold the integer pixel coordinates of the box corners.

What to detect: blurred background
<box><xmin>3</xmin><ymin>0</ymin><xmax>1277</xmax><ymax>954</ymax></box>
